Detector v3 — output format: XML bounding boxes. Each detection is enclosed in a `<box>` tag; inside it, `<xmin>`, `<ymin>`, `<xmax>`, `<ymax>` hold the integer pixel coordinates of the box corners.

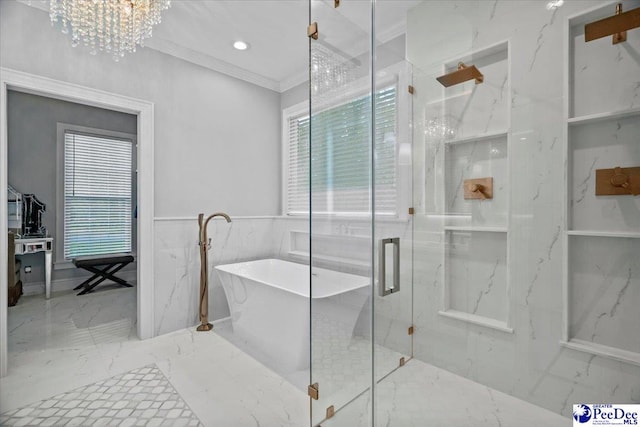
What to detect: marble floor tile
<box><xmin>0</xmin><ymin>365</ymin><xmax>203</xmax><ymax>426</ymax></box>
<box><xmin>2</xmin><ymin>288</ymin><xmax>569</xmax><ymax>426</ymax></box>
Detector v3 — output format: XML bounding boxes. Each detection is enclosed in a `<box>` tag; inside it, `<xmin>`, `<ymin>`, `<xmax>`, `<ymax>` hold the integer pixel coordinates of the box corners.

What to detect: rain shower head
<box><xmin>585</xmin><ymin>3</ymin><xmax>640</xmax><ymax>45</ymax></box>
<box><xmin>436</xmin><ymin>62</ymin><xmax>484</xmax><ymax>87</ymax></box>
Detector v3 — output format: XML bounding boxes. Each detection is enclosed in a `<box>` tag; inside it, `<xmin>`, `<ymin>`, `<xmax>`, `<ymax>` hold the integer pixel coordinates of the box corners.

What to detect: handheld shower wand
<box><xmin>197</xmin><ymin>212</ymin><xmax>232</xmax><ymax>332</ymax></box>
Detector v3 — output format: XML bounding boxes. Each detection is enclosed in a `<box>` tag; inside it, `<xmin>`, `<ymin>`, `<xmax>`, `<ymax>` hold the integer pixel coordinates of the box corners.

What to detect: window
<box><xmin>62</xmin><ymin>129</ymin><xmax>134</xmax><ymax>259</ymax></box>
<box><xmin>285</xmin><ymin>85</ymin><xmax>398</xmax><ymax>216</ymax></box>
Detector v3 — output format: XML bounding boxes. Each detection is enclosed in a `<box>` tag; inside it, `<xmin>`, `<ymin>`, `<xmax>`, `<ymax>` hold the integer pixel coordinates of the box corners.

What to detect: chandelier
<box><xmin>49</xmin><ymin>0</ymin><xmax>171</xmax><ymax>61</ymax></box>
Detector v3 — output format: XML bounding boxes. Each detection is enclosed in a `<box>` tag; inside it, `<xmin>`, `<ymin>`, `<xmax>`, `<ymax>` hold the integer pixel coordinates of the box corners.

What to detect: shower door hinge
<box><xmin>334</xmin><ymin>0</ymin><xmax>340</xmax><ymax>7</ymax></box>
<box><xmin>326</xmin><ymin>405</ymin><xmax>335</xmax><ymax>419</ymax></box>
<box><xmin>408</xmin><ymin>207</ymin><xmax>415</xmax><ymax>215</ymax></box>
<box><xmin>308</xmin><ymin>382</ymin><xmax>319</xmax><ymax>400</ymax></box>
<box><xmin>308</xmin><ymin>22</ymin><xmax>319</xmax><ymax>40</ymax></box>
<box><xmin>408</xmin><ymin>325</ymin><xmax>414</xmax><ymax>335</ymax></box>
<box><xmin>408</xmin><ymin>85</ymin><xmax>415</xmax><ymax>94</ymax></box>
<box><xmin>400</xmin><ymin>357</ymin><xmax>406</xmax><ymax>367</ymax></box>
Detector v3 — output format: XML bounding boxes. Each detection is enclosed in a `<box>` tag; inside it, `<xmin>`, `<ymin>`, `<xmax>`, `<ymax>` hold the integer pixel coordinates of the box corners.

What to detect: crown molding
<box><xmin>279</xmin><ymin>70</ymin><xmax>309</xmax><ymax>93</ymax></box>
<box><xmin>377</xmin><ymin>20</ymin><xmax>407</xmax><ymax>44</ymax></box>
<box><xmin>145</xmin><ymin>37</ymin><xmax>281</xmax><ymax>92</ymax></box>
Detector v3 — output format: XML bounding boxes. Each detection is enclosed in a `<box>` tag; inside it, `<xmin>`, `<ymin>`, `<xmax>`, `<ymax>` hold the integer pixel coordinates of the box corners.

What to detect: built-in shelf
<box><xmin>438</xmin><ymin>310</ymin><xmax>513</xmax><ymax>334</ymax></box>
<box><xmin>443</xmin><ymin>130</ymin><xmax>508</xmax><ymax>146</ymax></box>
<box><xmin>444</xmin><ymin>226</ymin><xmax>508</xmax><ymax>233</ymax></box>
<box><xmin>562</xmin><ymin>4</ymin><xmax>640</xmax><ymax>370</ymax></box>
<box><xmin>567</xmin><ymin>230</ymin><xmax>640</xmax><ymax>239</ymax></box>
<box><xmin>288</xmin><ymin>250</ymin><xmax>370</xmax><ymax>269</ymax></box>
<box><xmin>568</xmin><ymin>107</ymin><xmax>640</xmax><ymax>126</ymax></box>
<box><xmin>561</xmin><ymin>339</ymin><xmax>640</xmax><ymax>367</ymax></box>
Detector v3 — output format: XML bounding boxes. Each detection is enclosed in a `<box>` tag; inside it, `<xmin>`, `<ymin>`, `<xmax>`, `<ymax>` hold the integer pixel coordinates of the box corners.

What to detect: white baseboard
<box><xmin>22</xmin><ymin>270</ymin><xmax>138</xmax><ymax>296</ymax></box>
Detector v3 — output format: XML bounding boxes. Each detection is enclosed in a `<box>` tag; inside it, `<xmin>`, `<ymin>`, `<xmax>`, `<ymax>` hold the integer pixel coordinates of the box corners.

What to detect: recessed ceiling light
<box><xmin>233</xmin><ymin>41</ymin><xmax>249</xmax><ymax>51</ymax></box>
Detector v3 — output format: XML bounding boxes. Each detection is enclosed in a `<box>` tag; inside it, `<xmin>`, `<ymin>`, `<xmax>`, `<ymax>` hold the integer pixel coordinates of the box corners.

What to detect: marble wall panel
<box><xmin>569</xmin><ymin>236</ymin><xmax>640</xmax><ymax>354</ymax></box>
<box><xmin>445</xmin><ymin>136</ymin><xmax>508</xmax><ymax>226</ymax></box>
<box><xmin>407</xmin><ymin>0</ymin><xmax>639</xmax><ymax>417</ymax></box>
<box><xmin>570</xmin><ymin>116</ymin><xmax>640</xmax><ymax>232</ymax></box>
<box><xmin>446</xmin><ymin>230</ymin><xmax>508</xmax><ymax>322</ymax></box>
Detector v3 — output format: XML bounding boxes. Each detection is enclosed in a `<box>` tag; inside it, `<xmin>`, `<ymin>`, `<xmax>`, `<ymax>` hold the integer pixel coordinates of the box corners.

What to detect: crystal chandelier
<box><xmin>49</xmin><ymin>0</ymin><xmax>171</xmax><ymax>61</ymax></box>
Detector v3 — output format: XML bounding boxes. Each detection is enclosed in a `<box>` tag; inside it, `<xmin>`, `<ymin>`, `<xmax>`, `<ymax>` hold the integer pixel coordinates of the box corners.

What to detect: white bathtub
<box><xmin>215</xmin><ymin>258</ymin><xmax>369</xmax><ymax>372</ymax></box>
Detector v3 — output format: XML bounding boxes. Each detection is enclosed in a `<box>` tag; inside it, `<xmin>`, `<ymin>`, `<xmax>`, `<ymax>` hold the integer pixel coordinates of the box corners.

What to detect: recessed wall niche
<box><xmin>569</xmin><ymin>235</ymin><xmax>640</xmax><ymax>361</ymax></box>
<box><xmin>432</xmin><ymin>41</ymin><xmax>512</xmax><ymax>333</ymax></box>
<box><xmin>563</xmin><ymin>1</ymin><xmax>640</xmax><ymax>366</ymax></box>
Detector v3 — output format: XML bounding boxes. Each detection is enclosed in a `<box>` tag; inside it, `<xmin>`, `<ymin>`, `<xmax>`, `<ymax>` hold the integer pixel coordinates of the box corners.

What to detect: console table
<box><xmin>14</xmin><ymin>237</ymin><xmax>53</xmax><ymax>299</ymax></box>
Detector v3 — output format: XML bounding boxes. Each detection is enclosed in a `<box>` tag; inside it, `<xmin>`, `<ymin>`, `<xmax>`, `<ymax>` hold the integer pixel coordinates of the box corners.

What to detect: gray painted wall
<box><xmin>7</xmin><ymin>91</ymin><xmax>138</xmax><ymax>286</ymax></box>
<box><xmin>1</xmin><ymin>0</ymin><xmax>282</xmax><ymax>218</ymax></box>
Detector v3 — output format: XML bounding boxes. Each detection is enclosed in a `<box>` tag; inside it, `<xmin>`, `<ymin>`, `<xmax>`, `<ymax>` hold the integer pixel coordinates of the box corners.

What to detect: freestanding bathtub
<box><xmin>215</xmin><ymin>258</ymin><xmax>369</xmax><ymax>372</ymax></box>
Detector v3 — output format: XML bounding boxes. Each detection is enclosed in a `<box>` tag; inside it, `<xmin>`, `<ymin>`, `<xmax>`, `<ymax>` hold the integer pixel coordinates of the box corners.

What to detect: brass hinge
<box><xmin>399</xmin><ymin>357</ymin><xmax>406</xmax><ymax>367</ymax></box>
<box><xmin>334</xmin><ymin>0</ymin><xmax>340</xmax><ymax>7</ymax></box>
<box><xmin>408</xmin><ymin>207</ymin><xmax>415</xmax><ymax>215</ymax></box>
<box><xmin>326</xmin><ymin>405</ymin><xmax>335</xmax><ymax>419</ymax></box>
<box><xmin>308</xmin><ymin>382</ymin><xmax>319</xmax><ymax>400</ymax></box>
<box><xmin>408</xmin><ymin>325</ymin><xmax>414</xmax><ymax>335</ymax></box>
<box><xmin>308</xmin><ymin>22</ymin><xmax>319</xmax><ymax>40</ymax></box>
<box><xmin>408</xmin><ymin>85</ymin><xmax>415</xmax><ymax>94</ymax></box>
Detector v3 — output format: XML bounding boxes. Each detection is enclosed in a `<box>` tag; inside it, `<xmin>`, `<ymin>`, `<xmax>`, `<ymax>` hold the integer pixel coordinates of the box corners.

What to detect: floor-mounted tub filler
<box><xmin>197</xmin><ymin>212</ymin><xmax>232</xmax><ymax>331</ymax></box>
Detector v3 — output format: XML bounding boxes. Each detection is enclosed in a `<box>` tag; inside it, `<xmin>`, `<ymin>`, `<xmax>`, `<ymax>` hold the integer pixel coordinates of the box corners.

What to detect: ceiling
<box><xmin>20</xmin><ymin>0</ymin><xmax>422</xmax><ymax>92</ymax></box>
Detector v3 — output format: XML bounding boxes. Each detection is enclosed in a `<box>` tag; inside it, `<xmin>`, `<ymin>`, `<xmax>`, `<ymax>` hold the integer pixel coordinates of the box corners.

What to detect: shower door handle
<box><xmin>379</xmin><ymin>237</ymin><xmax>400</xmax><ymax>297</ymax></box>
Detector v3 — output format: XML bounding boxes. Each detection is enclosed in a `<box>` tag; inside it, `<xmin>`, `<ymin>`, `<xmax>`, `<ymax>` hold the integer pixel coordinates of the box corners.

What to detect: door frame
<box><xmin>0</xmin><ymin>67</ymin><xmax>156</xmax><ymax>376</ymax></box>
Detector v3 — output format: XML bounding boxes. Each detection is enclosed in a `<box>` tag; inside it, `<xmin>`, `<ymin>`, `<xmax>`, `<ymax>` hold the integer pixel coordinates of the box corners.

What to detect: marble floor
<box><xmin>2</xmin><ymin>288</ymin><xmax>569</xmax><ymax>426</ymax></box>
<box><xmin>215</xmin><ymin>312</ymin><xmax>407</xmax><ymax>425</ymax></box>
<box><xmin>0</xmin><ymin>365</ymin><xmax>203</xmax><ymax>426</ymax></box>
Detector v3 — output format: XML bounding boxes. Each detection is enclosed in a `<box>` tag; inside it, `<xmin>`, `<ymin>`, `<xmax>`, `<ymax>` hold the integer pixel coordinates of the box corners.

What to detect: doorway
<box><xmin>0</xmin><ymin>68</ymin><xmax>155</xmax><ymax>377</ymax></box>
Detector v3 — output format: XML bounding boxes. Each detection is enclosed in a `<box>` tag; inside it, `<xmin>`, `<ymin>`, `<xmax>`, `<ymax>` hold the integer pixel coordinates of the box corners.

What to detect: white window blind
<box><xmin>64</xmin><ymin>132</ymin><xmax>132</xmax><ymax>259</ymax></box>
<box><xmin>286</xmin><ymin>86</ymin><xmax>397</xmax><ymax>215</ymax></box>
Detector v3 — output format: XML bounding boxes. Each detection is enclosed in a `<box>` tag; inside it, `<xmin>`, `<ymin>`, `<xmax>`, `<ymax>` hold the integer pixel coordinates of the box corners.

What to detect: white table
<box><xmin>14</xmin><ymin>237</ymin><xmax>54</xmax><ymax>299</ymax></box>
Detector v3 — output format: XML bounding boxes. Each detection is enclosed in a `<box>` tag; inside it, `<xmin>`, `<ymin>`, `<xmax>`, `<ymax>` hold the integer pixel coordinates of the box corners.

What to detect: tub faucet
<box><xmin>197</xmin><ymin>212</ymin><xmax>232</xmax><ymax>332</ymax></box>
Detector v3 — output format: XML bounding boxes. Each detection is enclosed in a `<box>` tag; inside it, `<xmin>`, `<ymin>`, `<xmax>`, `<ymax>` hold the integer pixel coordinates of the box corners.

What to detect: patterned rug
<box><xmin>0</xmin><ymin>365</ymin><xmax>203</xmax><ymax>427</ymax></box>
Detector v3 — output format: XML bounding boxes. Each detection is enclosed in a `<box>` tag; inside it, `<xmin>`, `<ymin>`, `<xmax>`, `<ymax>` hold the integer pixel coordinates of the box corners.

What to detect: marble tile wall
<box><xmin>569</xmin><ymin>236</ymin><xmax>640</xmax><ymax>354</ymax></box>
<box><xmin>445</xmin><ymin>136</ymin><xmax>508</xmax><ymax>226</ymax></box>
<box><xmin>407</xmin><ymin>0</ymin><xmax>640</xmax><ymax>418</ymax></box>
<box><xmin>571</xmin><ymin>7</ymin><xmax>640</xmax><ymax>117</ymax></box>
<box><xmin>446</xmin><ymin>231</ymin><xmax>508</xmax><ymax>322</ymax></box>
<box><xmin>570</xmin><ymin>116</ymin><xmax>640</xmax><ymax>232</ymax></box>
<box><xmin>153</xmin><ymin>215</ymin><xmax>412</xmax><ymax>359</ymax></box>
<box><xmin>432</xmin><ymin>47</ymin><xmax>509</xmax><ymax>139</ymax></box>
<box><xmin>153</xmin><ymin>217</ymin><xmax>278</xmax><ymax>336</ymax></box>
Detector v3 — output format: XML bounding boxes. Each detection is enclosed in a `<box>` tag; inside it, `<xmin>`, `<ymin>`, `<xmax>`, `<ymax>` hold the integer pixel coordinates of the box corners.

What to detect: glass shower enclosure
<box><xmin>308</xmin><ymin>1</ymin><xmax>414</xmax><ymax>425</ymax></box>
<box><xmin>307</xmin><ymin>0</ymin><xmax>639</xmax><ymax>426</ymax></box>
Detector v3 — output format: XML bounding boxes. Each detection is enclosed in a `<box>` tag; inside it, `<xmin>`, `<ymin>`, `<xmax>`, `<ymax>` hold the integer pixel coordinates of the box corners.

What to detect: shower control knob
<box><xmin>467</xmin><ymin>183</ymin><xmax>488</xmax><ymax>199</ymax></box>
<box><xmin>610</xmin><ymin>167</ymin><xmax>630</xmax><ymax>188</ymax></box>
<box><xmin>609</xmin><ymin>167</ymin><xmax>640</xmax><ymax>196</ymax></box>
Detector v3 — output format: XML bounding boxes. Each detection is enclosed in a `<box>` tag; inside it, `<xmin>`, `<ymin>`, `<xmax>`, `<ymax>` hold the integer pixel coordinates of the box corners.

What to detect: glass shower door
<box><xmin>308</xmin><ymin>0</ymin><xmax>373</xmax><ymax>425</ymax></box>
<box><xmin>371</xmin><ymin>44</ymin><xmax>416</xmax><ymax>426</ymax></box>
<box><xmin>308</xmin><ymin>1</ymin><xmax>414</xmax><ymax>425</ymax></box>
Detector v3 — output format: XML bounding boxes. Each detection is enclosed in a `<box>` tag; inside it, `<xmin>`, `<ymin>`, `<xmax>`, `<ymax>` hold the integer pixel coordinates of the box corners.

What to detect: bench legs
<box><xmin>74</xmin><ymin>262</ymin><xmax>133</xmax><ymax>295</ymax></box>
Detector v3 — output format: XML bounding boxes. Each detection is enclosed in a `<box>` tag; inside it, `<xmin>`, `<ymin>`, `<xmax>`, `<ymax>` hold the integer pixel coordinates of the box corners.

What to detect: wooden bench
<box><xmin>73</xmin><ymin>254</ymin><xmax>134</xmax><ymax>295</ymax></box>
